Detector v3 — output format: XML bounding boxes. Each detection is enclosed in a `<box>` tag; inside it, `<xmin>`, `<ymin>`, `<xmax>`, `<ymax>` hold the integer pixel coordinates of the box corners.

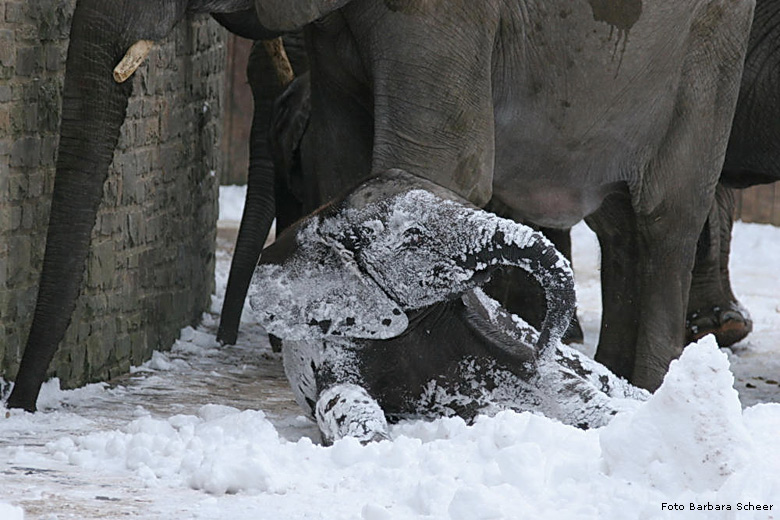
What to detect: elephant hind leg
<box><xmin>586</xmin><ymin>191</ymin><xmax>641</xmax><ymax>381</ymax></box>
<box><xmin>687</xmin><ymin>184</ymin><xmax>752</xmax><ymax>348</ymax></box>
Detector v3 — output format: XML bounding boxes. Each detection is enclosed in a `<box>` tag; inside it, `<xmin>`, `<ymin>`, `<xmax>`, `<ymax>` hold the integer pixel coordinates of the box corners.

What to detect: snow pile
<box><xmin>46</xmin><ymin>404</ymin><xmax>290</xmax><ymax>495</ymax></box>
<box><xmin>0</xmin><ymin>502</ymin><xmax>24</xmax><ymax>520</ymax></box>
<box><xmin>33</xmin><ymin>336</ymin><xmax>779</xmax><ymax>518</ymax></box>
<box><xmin>600</xmin><ymin>336</ymin><xmax>752</xmax><ymax>492</ymax></box>
<box><xmin>3</xmin><ymin>212</ymin><xmax>779</xmax><ymax>518</ymax></box>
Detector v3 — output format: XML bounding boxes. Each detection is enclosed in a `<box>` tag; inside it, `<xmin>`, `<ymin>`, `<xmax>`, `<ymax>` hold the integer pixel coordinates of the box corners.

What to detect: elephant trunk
<box><xmin>346</xmin><ymin>180</ymin><xmax>576</xmax><ymax>361</ymax></box>
<box><xmin>457</xmin><ymin>213</ymin><xmax>576</xmax><ymax>361</ymax></box>
<box><xmin>7</xmin><ymin>10</ymin><xmax>136</xmax><ymax>412</ymax></box>
<box><xmin>217</xmin><ymin>39</ymin><xmax>296</xmax><ymax>345</ymax></box>
<box><xmin>7</xmin><ymin>0</ymin><xmax>189</xmax><ymax>411</ymax></box>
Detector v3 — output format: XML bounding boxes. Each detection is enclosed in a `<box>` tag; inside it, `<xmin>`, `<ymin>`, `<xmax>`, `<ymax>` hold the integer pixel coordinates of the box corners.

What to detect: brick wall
<box><xmin>0</xmin><ymin>1</ymin><xmax>225</xmax><ymax>388</ymax></box>
<box><xmin>735</xmin><ymin>184</ymin><xmax>780</xmax><ymax>226</ymax></box>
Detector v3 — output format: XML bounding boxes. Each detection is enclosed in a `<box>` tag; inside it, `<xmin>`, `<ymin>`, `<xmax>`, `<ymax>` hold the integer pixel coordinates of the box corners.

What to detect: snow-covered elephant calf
<box><xmin>249</xmin><ymin>171</ymin><xmax>647</xmax><ymax>444</ymax></box>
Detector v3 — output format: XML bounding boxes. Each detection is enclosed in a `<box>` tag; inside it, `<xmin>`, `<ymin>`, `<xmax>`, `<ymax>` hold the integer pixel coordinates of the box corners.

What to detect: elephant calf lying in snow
<box><xmin>249</xmin><ymin>171</ymin><xmax>647</xmax><ymax>444</ymax></box>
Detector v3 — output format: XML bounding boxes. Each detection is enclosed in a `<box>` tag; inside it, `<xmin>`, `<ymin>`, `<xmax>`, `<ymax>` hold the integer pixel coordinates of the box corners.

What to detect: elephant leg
<box><xmin>586</xmin><ymin>192</ymin><xmax>641</xmax><ymax>381</ymax></box>
<box><xmin>619</xmin><ymin>12</ymin><xmax>747</xmax><ymax>391</ymax></box>
<box><xmin>630</xmin><ymin>211</ymin><xmax>701</xmax><ymax>391</ymax></box>
<box><xmin>349</xmin><ymin>4</ymin><xmax>500</xmax><ymax>205</ymax></box>
<box><xmin>687</xmin><ymin>184</ymin><xmax>752</xmax><ymax>347</ymax></box>
<box><xmin>315</xmin><ymin>383</ymin><xmax>390</xmax><ymax>445</ymax></box>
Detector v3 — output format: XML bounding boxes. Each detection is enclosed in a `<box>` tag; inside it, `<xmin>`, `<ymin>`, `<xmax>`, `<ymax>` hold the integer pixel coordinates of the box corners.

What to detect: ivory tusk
<box><xmin>113</xmin><ymin>40</ymin><xmax>155</xmax><ymax>83</ymax></box>
<box><xmin>262</xmin><ymin>37</ymin><xmax>295</xmax><ymax>87</ymax></box>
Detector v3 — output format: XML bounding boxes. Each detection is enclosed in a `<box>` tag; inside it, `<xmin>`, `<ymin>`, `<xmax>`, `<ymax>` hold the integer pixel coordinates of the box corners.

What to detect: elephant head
<box><xmin>6</xmin><ymin>0</ymin><xmax>357</xmax><ymax>412</ymax></box>
<box><xmin>249</xmin><ymin>170</ymin><xmax>576</xmax><ymax>360</ymax></box>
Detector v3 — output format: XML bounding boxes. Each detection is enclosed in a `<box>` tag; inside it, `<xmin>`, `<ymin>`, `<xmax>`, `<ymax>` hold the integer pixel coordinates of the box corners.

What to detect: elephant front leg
<box><xmin>624</xmin><ymin>5</ymin><xmax>750</xmax><ymax>391</ymax></box>
<box><xmin>630</xmin><ymin>141</ymin><xmax>733</xmax><ymax>391</ymax></box>
<box><xmin>315</xmin><ymin>383</ymin><xmax>390</xmax><ymax>445</ymax></box>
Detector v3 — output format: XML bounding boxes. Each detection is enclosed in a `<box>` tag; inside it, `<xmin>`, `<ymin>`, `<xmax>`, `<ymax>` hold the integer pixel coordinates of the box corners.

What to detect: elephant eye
<box><xmin>401</xmin><ymin>227</ymin><xmax>425</xmax><ymax>248</ymax></box>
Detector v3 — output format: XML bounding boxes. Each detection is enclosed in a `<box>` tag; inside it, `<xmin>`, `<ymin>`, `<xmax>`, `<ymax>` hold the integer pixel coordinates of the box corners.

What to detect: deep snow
<box><xmin>0</xmin><ymin>185</ymin><xmax>778</xmax><ymax>519</ymax></box>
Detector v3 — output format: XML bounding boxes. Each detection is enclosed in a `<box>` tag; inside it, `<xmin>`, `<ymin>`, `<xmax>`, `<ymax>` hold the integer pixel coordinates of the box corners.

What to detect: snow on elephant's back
<box><xmin>599</xmin><ymin>335</ymin><xmax>751</xmax><ymax>493</ymax></box>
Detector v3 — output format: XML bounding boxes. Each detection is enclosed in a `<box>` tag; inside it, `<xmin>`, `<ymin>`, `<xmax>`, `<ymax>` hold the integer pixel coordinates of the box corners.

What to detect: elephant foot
<box><xmin>562</xmin><ymin>313</ymin><xmax>585</xmax><ymax>344</ymax></box>
<box><xmin>5</xmin><ymin>381</ymin><xmax>39</xmax><ymax>413</ymax></box>
<box><xmin>686</xmin><ymin>304</ymin><xmax>753</xmax><ymax>348</ymax></box>
<box><xmin>216</xmin><ymin>326</ymin><xmax>238</xmax><ymax>346</ymax></box>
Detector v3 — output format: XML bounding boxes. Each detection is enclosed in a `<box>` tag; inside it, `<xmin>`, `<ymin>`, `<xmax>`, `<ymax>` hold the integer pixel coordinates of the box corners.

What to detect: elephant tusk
<box><xmin>262</xmin><ymin>37</ymin><xmax>295</xmax><ymax>87</ymax></box>
<box><xmin>113</xmin><ymin>40</ymin><xmax>155</xmax><ymax>83</ymax></box>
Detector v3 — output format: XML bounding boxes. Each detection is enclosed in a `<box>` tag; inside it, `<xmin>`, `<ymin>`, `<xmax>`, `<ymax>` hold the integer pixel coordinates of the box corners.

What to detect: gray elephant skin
<box><xmin>6</xmin><ymin>0</ymin><xmax>755</xmax><ymax>411</ymax></box>
<box><xmin>489</xmin><ymin>0</ymin><xmax>780</xmax><ymax>352</ymax></box>
<box><xmin>249</xmin><ymin>171</ymin><xmax>648</xmax><ymax>444</ymax></box>
<box><xmin>260</xmin><ymin>0</ymin><xmax>753</xmax><ymax>392</ymax></box>
<box><xmin>266</xmin><ymin>0</ymin><xmax>780</xmax><ymax>353</ymax></box>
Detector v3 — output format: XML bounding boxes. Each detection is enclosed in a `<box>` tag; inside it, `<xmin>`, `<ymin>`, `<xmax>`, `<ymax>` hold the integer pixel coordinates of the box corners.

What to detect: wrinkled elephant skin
<box><xmin>265</xmin><ymin>0</ymin><xmax>754</xmax><ymax>391</ymax></box>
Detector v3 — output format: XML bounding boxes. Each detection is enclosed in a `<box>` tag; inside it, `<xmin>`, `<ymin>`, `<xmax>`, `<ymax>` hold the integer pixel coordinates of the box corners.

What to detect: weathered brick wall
<box><xmin>0</xmin><ymin>1</ymin><xmax>225</xmax><ymax>388</ymax></box>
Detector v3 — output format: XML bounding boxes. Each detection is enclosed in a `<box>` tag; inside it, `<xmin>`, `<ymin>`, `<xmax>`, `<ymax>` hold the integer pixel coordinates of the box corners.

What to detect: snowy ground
<box><xmin>1</xmin><ymin>185</ymin><xmax>778</xmax><ymax>519</ymax></box>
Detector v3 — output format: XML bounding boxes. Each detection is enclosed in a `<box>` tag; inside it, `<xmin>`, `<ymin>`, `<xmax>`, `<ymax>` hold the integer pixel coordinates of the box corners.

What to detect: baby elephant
<box><xmin>249</xmin><ymin>170</ymin><xmax>647</xmax><ymax>444</ymax></box>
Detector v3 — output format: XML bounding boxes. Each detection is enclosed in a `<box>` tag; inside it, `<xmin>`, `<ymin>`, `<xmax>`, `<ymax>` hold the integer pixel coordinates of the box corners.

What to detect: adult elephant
<box><xmin>490</xmin><ymin>0</ymin><xmax>780</xmax><ymax>352</ymax></box>
<box><xmin>246</xmin><ymin>0</ymin><xmax>753</xmax><ymax>391</ymax></box>
<box><xmin>5</xmin><ymin>0</ymin><xmax>351</xmax><ymax>412</ymax></box>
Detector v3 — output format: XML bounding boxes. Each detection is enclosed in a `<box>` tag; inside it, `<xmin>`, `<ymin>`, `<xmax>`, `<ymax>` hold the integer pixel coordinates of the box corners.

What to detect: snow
<box><xmin>217</xmin><ymin>185</ymin><xmax>247</xmax><ymax>225</ymax></box>
<box><xmin>1</xmin><ymin>189</ymin><xmax>779</xmax><ymax>519</ymax></box>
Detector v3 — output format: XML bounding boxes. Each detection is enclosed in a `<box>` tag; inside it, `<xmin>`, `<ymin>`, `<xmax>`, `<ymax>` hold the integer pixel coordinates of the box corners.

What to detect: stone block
<box><xmin>6</xmin><ymin>236</ymin><xmax>31</xmax><ymax>284</ymax></box>
<box><xmin>45</xmin><ymin>44</ymin><xmax>63</xmax><ymax>71</ymax></box>
<box><xmin>126</xmin><ymin>211</ymin><xmax>146</xmax><ymax>247</ymax></box>
<box><xmin>15</xmin><ymin>46</ymin><xmax>43</xmax><ymax>77</ymax></box>
<box><xmin>0</xmin><ymin>163</ymin><xmax>8</xmax><ymax>198</ymax></box>
<box><xmin>0</xmin><ymin>256</ymin><xmax>7</xmax><ymax>288</ymax></box>
<box><xmin>39</xmin><ymin>134</ymin><xmax>58</xmax><ymax>162</ymax></box>
<box><xmin>0</xmin><ymin>30</ymin><xmax>14</xmax><ymax>68</ymax></box>
<box><xmin>14</xmin><ymin>286</ymin><xmax>35</xmax><ymax>324</ymax></box>
<box><xmin>8</xmin><ymin>174</ymin><xmax>27</xmax><ymax>200</ymax></box>
<box><xmin>86</xmin><ymin>240</ymin><xmax>115</xmax><ymax>290</ymax></box>
<box><xmin>21</xmin><ymin>203</ymin><xmax>35</xmax><ymax>230</ymax></box>
<box><xmin>10</xmin><ymin>137</ymin><xmax>40</xmax><ymax>168</ymax></box>
<box><xmin>86</xmin><ymin>329</ymin><xmax>108</xmax><ymax>373</ymax></box>
<box><xmin>4</xmin><ymin>2</ymin><xmax>24</xmax><ymax>23</ymax></box>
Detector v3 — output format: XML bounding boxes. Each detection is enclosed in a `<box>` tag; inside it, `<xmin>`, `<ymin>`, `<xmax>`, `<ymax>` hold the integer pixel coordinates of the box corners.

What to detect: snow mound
<box><xmin>34</xmin><ymin>378</ymin><xmax>110</xmax><ymax>411</ymax></box>
<box><xmin>0</xmin><ymin>502</ymin><xmax>24</xmax><ymax>520</ymax></box>
<box><xmin>20</xmin><ymin>335</ymin><xmax>780</xmax><ymax>518</ymax></box>
<box><xmin>600</xmin><ymin>335</ymin><xmax>752</xmax><ymax>493</ymax></box>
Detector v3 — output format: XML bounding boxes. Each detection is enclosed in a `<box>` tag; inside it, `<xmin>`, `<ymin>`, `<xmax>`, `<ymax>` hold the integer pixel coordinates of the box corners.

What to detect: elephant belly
<box><xmin>489</xmin><ymin>175</ymin><xmax>624</xmax><ymax>228</ymax></box>
<box><xmin>489</xmin><ymin>0</ymin><xmax>716</xmax><ymax>226</ymax></box>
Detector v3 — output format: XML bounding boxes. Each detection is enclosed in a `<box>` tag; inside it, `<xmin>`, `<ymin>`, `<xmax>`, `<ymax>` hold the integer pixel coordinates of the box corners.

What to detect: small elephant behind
<box><xmin>249</xmin><ymin>171</ymin><xmax>647</xmax><ymax>444</ymax></box>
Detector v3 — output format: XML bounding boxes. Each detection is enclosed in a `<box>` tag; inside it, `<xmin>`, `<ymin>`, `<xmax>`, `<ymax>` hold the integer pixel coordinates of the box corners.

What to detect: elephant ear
<box><xmin>248</xmin><ymin>222</ymin><xmax>408</xmax><ymax>341</ymax></box>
